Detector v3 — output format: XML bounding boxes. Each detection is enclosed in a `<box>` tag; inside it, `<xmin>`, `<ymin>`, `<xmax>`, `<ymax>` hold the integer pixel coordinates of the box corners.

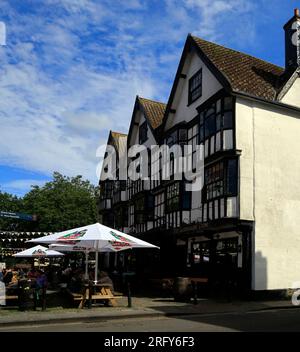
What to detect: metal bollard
<box><xmin>41</xmin><ymin>287</ymin><xmax>47</xmax><ymax>311</ymax></box>
<box><xmin>192</xmin><ymin>281</ymin><xmax>198</xmax><ymax>305</ymax></box>
<box><xmin>88</xmin><ymin>283</ymin><xmax>92</xmax><ymax>309</ymax></box>
<box><xmin>127</xmin><ymin>281</ymin><xmax>132</xmax><ymax>308</ymax></box>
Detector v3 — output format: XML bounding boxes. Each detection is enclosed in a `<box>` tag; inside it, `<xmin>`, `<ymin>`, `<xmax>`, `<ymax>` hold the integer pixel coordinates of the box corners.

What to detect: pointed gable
<box><xmin>127</xmin><ymin>96</ymin><xmax>166</xmax><ymax>147</ymax></box>
<box><xmin>277</xmin><ymin>69</ymin><xmax>300</xmax><ymax>108</ymax></box>
<box><xmin>110</xmin><ymin>131</ymin><xmax>127</xmax><ymax>155</ymax></box>
<box><xmin>162</xmin><ymin>34</ymin><xmax>291</xmax><ymax>132</ymax></box>
<box><xmin>138</xmin><ymin>97</ymin><xmax>166</xmax><ymax>130</ymax></box>
<box><xmin>163</xmin><ymin>35</ymin><xmax>224</xmax><ymax>132</ymax></box>
<box><xmin>98</xmin><ymin>130</ymin><xmax>127</xmax><ymax>186</ymax></box>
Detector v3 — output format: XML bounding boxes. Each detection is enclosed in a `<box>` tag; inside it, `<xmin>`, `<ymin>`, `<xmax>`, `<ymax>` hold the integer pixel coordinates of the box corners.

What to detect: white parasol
<box><xmin>29</xmin><ymin>223</ymin><xmax>159</xmax><ymax>282</ymax></box>
<box><xmin>13</xmin><ymin>245</ymin><xmax>64</xmax><ymax>258</ymax></box>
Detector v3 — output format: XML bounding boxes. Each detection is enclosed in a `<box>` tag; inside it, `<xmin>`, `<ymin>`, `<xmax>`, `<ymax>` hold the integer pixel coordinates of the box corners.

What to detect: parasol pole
<box><xmin>95</xmin><ymin>251</ymin><xmax>98</xmax><ymax>283</ymax></box>
<box><xmin>85</xmin><ymin>250</ymin><xmax>89</xmax><ymax>280</ymax></box>
<box><xmin>94</xmin><ymin>241</ymin><xmax>99</xmax><ymax>283</ymax></box>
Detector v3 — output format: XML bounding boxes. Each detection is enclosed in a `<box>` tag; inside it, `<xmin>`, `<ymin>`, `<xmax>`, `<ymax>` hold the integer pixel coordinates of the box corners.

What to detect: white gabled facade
<box><xmin>162</xmin><ymin>42</ymin><xmax>238</xmax><ymax>230</ymax></box>
<box><xmin>128</xmin><ymin>110</ymin><xmax>157</xmax><ymax>148</ymax></box>
<box><xmin>98</xmin><ymin>131</ymin><xmax>128</xmax><ymax>232</ymax></box>
<box><xmin>165</xmin><ymin>50</ymin><xmax>223</xmax><ymax>129</ymax></box>
<box><xmin>127</xmin><ymin>97</ymin><xmax>165</xmax><ymax>235</ymax></box>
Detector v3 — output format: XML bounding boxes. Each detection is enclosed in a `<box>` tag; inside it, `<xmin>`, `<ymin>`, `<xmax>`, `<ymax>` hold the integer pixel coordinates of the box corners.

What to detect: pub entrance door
<box><xmin>191</xmin><ymin>237</ymin><xmax>239</xmax><ymax>298</ymax></box>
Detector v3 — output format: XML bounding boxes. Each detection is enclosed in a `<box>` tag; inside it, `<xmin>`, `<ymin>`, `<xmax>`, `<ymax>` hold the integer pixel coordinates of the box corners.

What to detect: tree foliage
<box><xmin>0</xmin><ymin>192</ymin><xmax>23</xmax><ymax>231</ymax></box>
<box><xmin>0</xmin><ymin>172</ymin><xmax>99</xmax><ymax>232</ymax></box>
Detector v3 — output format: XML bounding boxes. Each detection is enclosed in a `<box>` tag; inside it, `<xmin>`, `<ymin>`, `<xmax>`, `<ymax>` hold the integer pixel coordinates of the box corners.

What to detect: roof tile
<box><xmin>110</xmin><ymin>131</ymin><xmax>127</xmax><ymax>153</ymax></box>
<box><xmin>192</xmin><ymin>36</ymin><xmax>285</xmax><ymax>101</ymax></box>
<box><xmin>138</xmin><ymin>97</ymin><xmax>166</xmax><ymax>129</ymax></box>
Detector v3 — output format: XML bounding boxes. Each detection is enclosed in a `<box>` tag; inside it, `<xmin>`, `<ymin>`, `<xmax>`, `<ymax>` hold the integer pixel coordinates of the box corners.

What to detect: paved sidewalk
<box><xmin>0</xmin><ymin>296</ymin><xmax>298</xmax><ymax>327</ymax></box>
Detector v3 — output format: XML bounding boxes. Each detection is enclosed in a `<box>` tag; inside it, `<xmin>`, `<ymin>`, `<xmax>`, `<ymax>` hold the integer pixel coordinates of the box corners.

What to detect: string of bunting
<box><xmin>0</xmin><ymin>232</ymin><xmax>52</xmax><ymax>257</ymax></box>
<box><xmin>0</xmin><ymin>231</ymin><xmax>52</xmax><ymax>241</ymax></box>
<box><xmin>0</xmin><ymin>247</ymin><xmax>27</xmax><ymax>257</ymax></box>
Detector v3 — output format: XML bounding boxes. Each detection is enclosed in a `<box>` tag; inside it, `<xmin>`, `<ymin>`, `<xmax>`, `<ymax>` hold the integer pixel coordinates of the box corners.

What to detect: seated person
<box><xmin>61</xmin><ymin>266</ymin><xmax>73</xmax><ymax>285</ymax></box>
<box><xmin>69</xmin><ymin>269</ymin><xmax>84</xmax><ymax>293</ymax></box>
<box><xmin>97</xmin><ymin>271</ymin><xmax>114</xmax><ymax>293</ymax></box>
<box><xmin>7</xmin><ymin>271</ymin><xmax>19</xmax><ymax>288</ymax></box>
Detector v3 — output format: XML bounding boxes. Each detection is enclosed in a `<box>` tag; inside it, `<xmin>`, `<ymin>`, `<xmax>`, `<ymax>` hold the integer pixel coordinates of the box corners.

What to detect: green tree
<box><xmin>22</xmin><ymin>172</ymin><xmax>99</xmax><ymax>232</ymax></box>
<box><xmin>0</xmin><ymin>191</ymin><xmax>23</xmax><ymax>231</ymax></box>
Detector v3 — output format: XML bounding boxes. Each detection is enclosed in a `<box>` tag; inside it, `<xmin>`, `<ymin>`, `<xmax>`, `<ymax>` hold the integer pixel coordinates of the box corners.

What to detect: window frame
<box><xmin>129</xmin><ymin>204</ymin><xmax>135</xmax><ymax>227</ymax></box>
<box><xmin>139</xmin><ymin>121</ymin><xmax>148</xmax><ymax>144</ymax></box>
<box><xmin>197</xmin><ymin>95</ymin><xmax>234</xmax><ymax>157</ymax></box>
<box><xmin>187</xmin><ymin>122</ymin><xmax>199</xmax><ymax>172</ymax></box>
<box><xmin>114</xmin><ymin>205</ymin><xmax>128</xmax><ymax>228</ymax></box>
<box><xmin>100</xmin><ymin>180</ymin><xmax>114</xmax><ymax>200</ymax></box>
<box><xmin>165</xmin><ymin>182</ymin><xmax>180</xmax><ymax>213</ymax></box>
<box><xmin>203</xmin><ymin>158</ymin><xmax>238</xmax><ymax>202</ymax></box>
<box><xmin>154</xmin><ymin>192</ymin><xmax>165</xmax><ymax>228</ymax></box>
<box><xmin>188</xmin><ymin>68</ymin><xmax>203</xmax><ymax>105</ymax></box>
<box><xmin>135</xmin><ymin>196</ymin><xmax>146</xmax><ymax>224</ymax></box>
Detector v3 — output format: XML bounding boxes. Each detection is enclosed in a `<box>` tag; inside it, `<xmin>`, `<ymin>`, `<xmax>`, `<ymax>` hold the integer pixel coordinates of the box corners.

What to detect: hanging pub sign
<box><xmin>0</xmin><ymin>211</ymin><xmax>37</xmax><ymax>221</ymax></box>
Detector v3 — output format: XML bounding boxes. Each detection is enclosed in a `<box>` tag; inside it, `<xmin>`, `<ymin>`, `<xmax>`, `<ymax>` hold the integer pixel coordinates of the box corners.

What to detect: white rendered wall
<box><xmin>236</xmin><ymin>97</ymin><xmax>300</xmax><ymax>290</ymax></box>
<box><xmin>235</xmin><ymin>99</ymin><xmax>255</xmax><ymax>222</ymax></box>
<box><xmin>131</xmin><ymin>111</ymin><xmax>157</xmax><ymax>148</ymax></box>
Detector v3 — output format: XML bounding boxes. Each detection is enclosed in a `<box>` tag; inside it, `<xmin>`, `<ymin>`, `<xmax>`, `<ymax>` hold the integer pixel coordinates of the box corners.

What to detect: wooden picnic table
<box><xmin>189</xmin><ymin>277</ymin><xmax>209</xmax><ymax>284</ymax></box>
<box><xmin>69</xmin><ymin>283</ymin><xmax>118</xmax><ymax>309</ymax></box>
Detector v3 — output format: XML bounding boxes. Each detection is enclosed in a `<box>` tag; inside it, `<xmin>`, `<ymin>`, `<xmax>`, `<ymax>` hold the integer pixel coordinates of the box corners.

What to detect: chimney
<box><xmin>284</xmin><ymin>9</ymin><xmax>300</xmax><ymax>71</ymax></box>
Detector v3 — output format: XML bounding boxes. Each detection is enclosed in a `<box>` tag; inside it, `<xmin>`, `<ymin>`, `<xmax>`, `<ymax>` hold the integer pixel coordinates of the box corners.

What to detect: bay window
<box><xmin>166</xmin><ymin>182</ymin><xmax>180</xmax><ymax>213</ymax></box>
<box><xmin>204</xmin><ymin>158</ymin><xmax>238</xmax><ymax>201</ymax></box>
<box><xmin>135</xmin><ymin>196</ymin><xmax>145</xmax><ymax>224</ymax></box>
<box><xmin>187</xmin><ymin>123</ymin><xmax>199</xmax><ymax>171</ymax></box>
<box><xmin>154</xmin><ymin>192</ymin><xmax>165</xmax><ymax>228</ymax></box>
<box><xmin>198</xmin><ymin>95</ymin><xmax>234</xmax><ymax>157</ymax></box>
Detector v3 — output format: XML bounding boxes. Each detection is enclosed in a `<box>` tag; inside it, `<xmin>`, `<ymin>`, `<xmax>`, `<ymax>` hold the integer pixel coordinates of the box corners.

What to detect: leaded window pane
<box><xmin>189</xmin><ymin>69</ymin><xmax>202</xmax><ymax>104</ymax></box>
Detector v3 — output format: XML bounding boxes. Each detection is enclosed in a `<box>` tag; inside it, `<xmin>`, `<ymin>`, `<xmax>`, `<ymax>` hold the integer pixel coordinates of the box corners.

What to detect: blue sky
<box><xmin>0</xmin><ymin>0</ymin><xmax>298</xmax><ymax>196</ymax></box>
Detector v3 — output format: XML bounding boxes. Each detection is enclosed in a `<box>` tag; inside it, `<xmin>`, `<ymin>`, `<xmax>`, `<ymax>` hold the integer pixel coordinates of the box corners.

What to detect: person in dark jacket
<box><xmin>3</xmin><ymin>269</ymin><xmax>13</xmax><ymax>285</ymax></box>
<box><xmin>91</xmin><ymin>270</ymin><xmax>115</xmax><ymax>294</ymax></box>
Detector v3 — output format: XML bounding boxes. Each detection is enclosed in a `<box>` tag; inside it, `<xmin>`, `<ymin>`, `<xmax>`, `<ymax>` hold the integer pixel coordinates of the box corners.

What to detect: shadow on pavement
<box><xmin>143</xmin><ymin>297</ymin><xmax>299</xmax><ymax>332</ymax></box>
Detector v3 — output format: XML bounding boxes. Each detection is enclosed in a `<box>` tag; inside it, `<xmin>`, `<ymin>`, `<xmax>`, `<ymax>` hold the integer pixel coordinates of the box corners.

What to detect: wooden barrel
<box><xmin>173</xmin><ymin>277</ymin><xmax>192</xmax><ymax>301</ymax></box>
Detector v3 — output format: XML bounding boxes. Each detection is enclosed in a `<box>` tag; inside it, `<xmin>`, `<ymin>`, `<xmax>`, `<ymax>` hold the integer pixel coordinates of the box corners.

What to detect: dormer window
<box><xmin>188</xmin><ymin>68</ymin><xmax>202</xmax><ymax>104</ymax></box>
<box><xmin>139</xmin><ymin>121</ymin><xmax>148</xmax><ymax>144</ymax></box>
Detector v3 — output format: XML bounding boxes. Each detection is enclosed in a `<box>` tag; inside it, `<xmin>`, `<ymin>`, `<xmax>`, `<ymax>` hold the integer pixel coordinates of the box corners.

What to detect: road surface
<box><xmin>0</xmin><ymin>308</ymin><xmax>300</xmax><ymax>332</ymax></box>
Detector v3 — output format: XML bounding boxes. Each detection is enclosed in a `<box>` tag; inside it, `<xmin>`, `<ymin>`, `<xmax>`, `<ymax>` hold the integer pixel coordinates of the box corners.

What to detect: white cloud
<box><xmin>165</xmin><ymin>0</ymin><xmax>255</xmax><ymax>42</ymax></box>
<box><xmin>0</xmin><ymin>0</ymin><xmax>256</xmax><ymax>192</ymax></box>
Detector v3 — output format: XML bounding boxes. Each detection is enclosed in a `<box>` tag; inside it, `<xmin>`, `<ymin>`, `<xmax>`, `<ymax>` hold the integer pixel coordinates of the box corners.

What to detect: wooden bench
<box><xmin>4</xmin><ymin>295</ymin><xmax>18</xmax><ymax>300</ymax></box>
<box><xmin>0</xmin><ymin>294</ymin><xmax>18</xmax><ymax>307</ymax></box>
<box><xmin>68</xmin><ymin>291</ymin><xmax>83</xmax><ymax>302</ymax></box>
<box><xmin>1</xmin><ymin>289</ymin><xmax>18</xmax><ymax>301</ymax></box>
<box><xmin>67</xmin><ymin>285</ymin><xmax>118</xmax><ymax>308</ymax></box>
<box><xmin>0</xmin><ymin>295</ymin><xmax>18</xmax><ymax>303</ymax></box>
